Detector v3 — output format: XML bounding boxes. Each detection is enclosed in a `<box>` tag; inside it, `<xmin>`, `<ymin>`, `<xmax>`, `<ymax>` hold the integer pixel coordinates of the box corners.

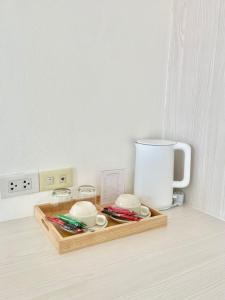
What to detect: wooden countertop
<box><xmin>1</xmin><ymin>206</ymin><xmax>225</xmax><ymax>300</ymax></box>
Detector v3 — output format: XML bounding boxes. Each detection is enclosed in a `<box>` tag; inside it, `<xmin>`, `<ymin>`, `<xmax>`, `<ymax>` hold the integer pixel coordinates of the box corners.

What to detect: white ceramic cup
<box><xmin>69</xmin><ymin>201</ymin><xmax>107</xmax><ymax>228</ymax></box>
<box><xmin>115</xmin><ymin>194</ymin><xmax>150</xmax><ymax>217</ymax></box>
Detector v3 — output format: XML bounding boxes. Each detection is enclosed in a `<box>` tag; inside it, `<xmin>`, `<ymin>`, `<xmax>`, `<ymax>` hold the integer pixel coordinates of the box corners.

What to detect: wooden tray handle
<box><xmin>41</xmin><ymin>218</ymin><xmax>49</xmax><ymax>231</ymax></box>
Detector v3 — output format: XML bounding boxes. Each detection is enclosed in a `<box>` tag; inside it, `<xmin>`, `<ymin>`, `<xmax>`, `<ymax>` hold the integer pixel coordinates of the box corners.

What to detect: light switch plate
<box><xmin>39</xmin><ymin>168</ymin><xmax>74</xmax><ymax>191</ymax></box>
<box><xmin>0</xmin><ymin>171</ymin><xmax>39</xmax><ymax>199</ymax></box>
<box><xmin>100</xmin><ymin>169</ymin><xmax>125</xmax><ymax>204</ymax></box>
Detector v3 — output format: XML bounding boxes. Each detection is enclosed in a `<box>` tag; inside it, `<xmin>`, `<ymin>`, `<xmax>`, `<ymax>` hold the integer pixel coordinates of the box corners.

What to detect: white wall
<box><xmin>0</xmin><ymin>0</ymin><xmax>172</xmax><ymax>220</ymax></box>
<box><xmin>164</xmin><ymin>0</ymin><xmax>225</xmax><ymax>219</ymax></box>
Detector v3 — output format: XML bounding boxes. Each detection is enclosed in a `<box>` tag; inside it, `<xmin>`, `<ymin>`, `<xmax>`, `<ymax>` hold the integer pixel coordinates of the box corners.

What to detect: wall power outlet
<box><xmin>0</xmin><ymin>172</ymin><xmax>39</xmax><ymax>199</ymax></box>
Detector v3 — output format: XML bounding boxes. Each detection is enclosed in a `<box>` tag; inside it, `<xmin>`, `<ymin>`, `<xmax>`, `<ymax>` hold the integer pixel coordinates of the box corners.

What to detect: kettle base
<box><xmin>153</xmin><ymin>191</ymin><xmax>185</xmax><ymax>211</ymax></box>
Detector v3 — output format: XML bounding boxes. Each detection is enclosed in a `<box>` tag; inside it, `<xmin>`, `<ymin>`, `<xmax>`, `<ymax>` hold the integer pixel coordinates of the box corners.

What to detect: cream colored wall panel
<box><xmin>164</xmin><ymin>0</ymin><xmax>225</xmax><ymax>219</ymax></box>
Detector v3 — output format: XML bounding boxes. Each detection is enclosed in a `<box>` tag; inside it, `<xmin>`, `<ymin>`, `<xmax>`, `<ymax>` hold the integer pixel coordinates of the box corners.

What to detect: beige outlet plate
<box><xmin>39</xmin><ymin>168</ymin><xmax>73</xmax><ymax>191</ymax></box>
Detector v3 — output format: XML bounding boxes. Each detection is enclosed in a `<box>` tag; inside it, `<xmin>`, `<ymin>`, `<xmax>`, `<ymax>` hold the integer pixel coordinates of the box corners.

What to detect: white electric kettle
<box><xmin>134</xmin><ymin>139</ymin><xmax>191</xmax><ymax>210</ymax></box>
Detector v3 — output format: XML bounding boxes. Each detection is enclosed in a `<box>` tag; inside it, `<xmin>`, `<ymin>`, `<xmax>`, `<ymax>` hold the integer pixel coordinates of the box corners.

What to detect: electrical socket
<box><xmin>0</xmin><ymin>172</ymin><xmax>39</xmax><ymax>199</ymax></box>
<box><xmin>39</xmin><ymin>168</ymin><xmax>73</xmax><ymax>191</ymax></box>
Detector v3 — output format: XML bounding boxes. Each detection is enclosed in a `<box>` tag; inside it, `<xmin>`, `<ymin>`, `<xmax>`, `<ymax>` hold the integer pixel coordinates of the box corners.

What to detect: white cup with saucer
<box><xmin>69</xmin><ymin>201</ymin><xmax>108</xmax><ymax>228</ymax></box>
<box><xmin>115</xmin><ymin>194</ymin><xmax>151</xmax><ymax>217</ymax></box>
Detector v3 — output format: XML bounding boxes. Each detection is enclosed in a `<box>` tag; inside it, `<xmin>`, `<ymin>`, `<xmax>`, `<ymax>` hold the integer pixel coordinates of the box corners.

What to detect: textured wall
<box><xmin>163</xmin><ymin>0</ymin><xmax>225</xmax><ymax>219</ymax></box>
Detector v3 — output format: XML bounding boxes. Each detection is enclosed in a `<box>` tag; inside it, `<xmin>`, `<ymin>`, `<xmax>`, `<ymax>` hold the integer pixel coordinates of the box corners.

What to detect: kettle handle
<box><xmin>173</xmin><ymin>143</ymin><xmax>191</xmax><ymax>188</ymax></box>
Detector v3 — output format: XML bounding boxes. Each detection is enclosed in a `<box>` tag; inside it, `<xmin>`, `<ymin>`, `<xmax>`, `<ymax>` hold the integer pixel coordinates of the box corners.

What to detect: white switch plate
<box><xmin>100</xmin><ymin>169</ymin><xmax>125</xmax><ymax>204</ymax></box>
<box><xmin>0</xmin><ymin>172</ymin><xmax>39</xmax><ymax>199</ymax></box>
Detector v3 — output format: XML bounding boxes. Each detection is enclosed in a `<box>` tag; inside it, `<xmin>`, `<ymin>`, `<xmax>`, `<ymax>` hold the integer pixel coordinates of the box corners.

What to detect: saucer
<box><xmin>109</xmin><ymin>215</ymin><xmax>151</xmax><ymax>224</ymax></box>
<box><xmin>65</xmin><ymin>213</ymin><xmax>108</xmax><ymax>232</ymax></box>
<box><xmin>58</xmin><ymin>225</ymin><xmax>82</xmax><ymax>234</ymax></box>
<box><xmin>88</xmin><ymin>221</ymin><xmax>108</xmax><ymax>232</ymax></box>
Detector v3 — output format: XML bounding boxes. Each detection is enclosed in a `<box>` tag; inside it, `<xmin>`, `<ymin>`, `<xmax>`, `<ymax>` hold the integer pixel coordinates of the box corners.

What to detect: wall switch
<box><xmin>39</xmin><ymin>168</ymin><xmax>73</xmax><ymax>191</ymax></box>
<box><xmin>100</xmin><ymin>169</ymin><xmax>125</xmax><ymax>204</ymax></box>
<box><xmin>47</xmin><ymin>176</ymin><xmax>54</xmax><ymax>185</ymax></box>
<box><xmin>0</xmin><ymin>172</ymin><xmax>39</xmax><ymax>199</ymax></box>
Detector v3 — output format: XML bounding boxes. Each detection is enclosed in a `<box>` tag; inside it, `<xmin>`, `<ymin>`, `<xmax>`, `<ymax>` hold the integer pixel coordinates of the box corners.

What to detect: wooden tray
<box><xmin>34</xmin><ymin>198</ymin><xmax>167</xmax><ymax>254</ymax></box>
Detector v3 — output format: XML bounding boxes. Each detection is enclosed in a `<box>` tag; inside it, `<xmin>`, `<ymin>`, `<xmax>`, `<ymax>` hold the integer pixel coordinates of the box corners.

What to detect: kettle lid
<box><xmin>136</xmin><ymin>139</ymin><xmax>176</xmax><ymax>146</ymax></box>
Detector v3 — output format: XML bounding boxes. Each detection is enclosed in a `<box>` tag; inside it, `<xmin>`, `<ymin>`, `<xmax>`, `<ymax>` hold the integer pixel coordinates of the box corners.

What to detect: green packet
<box><xmin>56</xmin><ymin>214</ymin><xmax>87</xmax><ymax>228</ymax></box>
